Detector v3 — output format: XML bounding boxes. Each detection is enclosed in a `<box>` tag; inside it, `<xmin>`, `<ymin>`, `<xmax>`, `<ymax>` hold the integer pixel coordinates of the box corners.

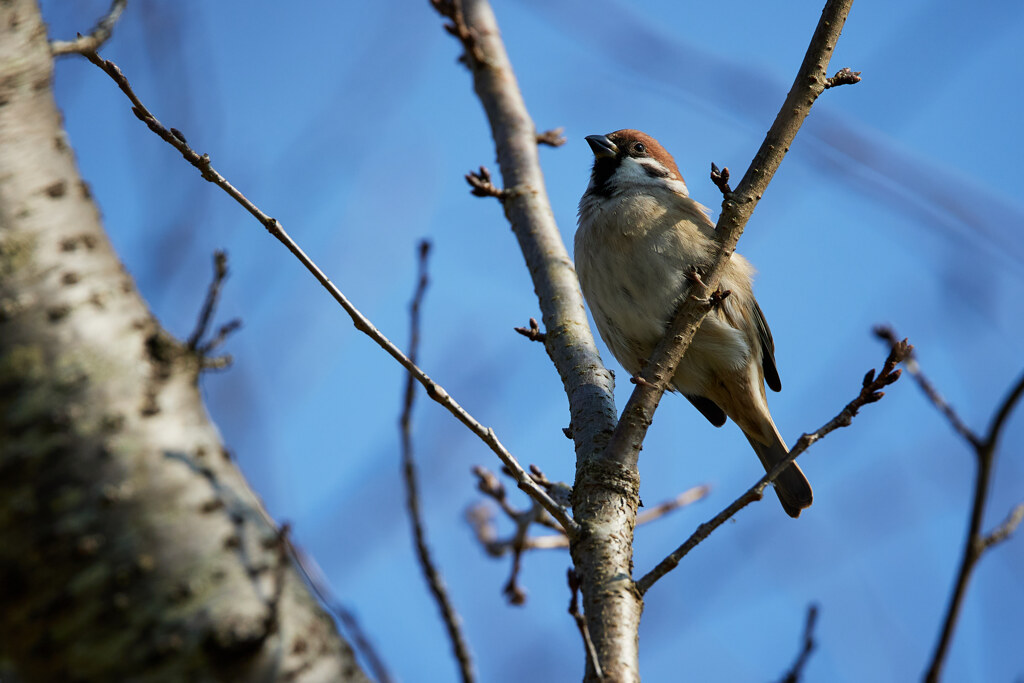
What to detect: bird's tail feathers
<box><xmin>744</xmin><ymin>427</ymin><xmax>813</xmax><ymax>518</ymax></box>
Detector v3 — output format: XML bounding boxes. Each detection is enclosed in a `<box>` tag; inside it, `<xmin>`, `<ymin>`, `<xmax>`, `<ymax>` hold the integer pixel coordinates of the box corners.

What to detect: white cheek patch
<box><xmin>617</xmin><ymin>157</ymin><xmax>689</xmax><ymax>196</ymax></box>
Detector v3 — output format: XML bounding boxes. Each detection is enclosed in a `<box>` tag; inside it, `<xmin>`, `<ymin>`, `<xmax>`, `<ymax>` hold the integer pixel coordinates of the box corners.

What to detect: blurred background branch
<box><xmin>877</xmin><ymin>327</ymin><xmax>1024</xmax><ymax>683</ymax></box>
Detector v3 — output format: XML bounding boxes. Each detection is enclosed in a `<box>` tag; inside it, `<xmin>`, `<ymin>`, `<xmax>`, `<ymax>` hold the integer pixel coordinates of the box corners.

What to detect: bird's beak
<box><xmin>585</xmin><ymin>134</ymin><xmax>618</xmax><ymax>159</ymax></box>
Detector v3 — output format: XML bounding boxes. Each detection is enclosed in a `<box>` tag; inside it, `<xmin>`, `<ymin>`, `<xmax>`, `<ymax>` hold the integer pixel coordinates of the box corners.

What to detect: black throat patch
<box><xmin>589</xmin><ymin>156</ymin><xmax>620</xmax><ymax>197</ymax></box>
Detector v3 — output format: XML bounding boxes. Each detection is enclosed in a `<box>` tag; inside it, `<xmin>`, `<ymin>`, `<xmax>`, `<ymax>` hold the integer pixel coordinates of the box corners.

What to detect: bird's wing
<box><xmin>752</xmin><ymin>300</ymin><xmax>781</xmax><ymax>392</ymax></box>
<box><xmin>685</xmin><ymin>394</ymin><xmax>727</xmax><ymax>427</ymax></box>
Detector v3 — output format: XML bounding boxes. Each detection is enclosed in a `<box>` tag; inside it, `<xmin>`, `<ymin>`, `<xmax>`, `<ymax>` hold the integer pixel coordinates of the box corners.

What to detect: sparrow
<box><xmin>575</xmin><ymin>129</ymin><xmax>812</xmax><ymax>517</ymax></box>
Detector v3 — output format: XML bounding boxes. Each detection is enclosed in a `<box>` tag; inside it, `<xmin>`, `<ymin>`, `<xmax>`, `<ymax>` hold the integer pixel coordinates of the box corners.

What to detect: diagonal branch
<box><xmin>81</xmin><ymin>49</ymin><xmax>577</xmax><ymax>538</ymax></box>
<box><xmin>636</xmin><ymin>337</ymin><xmax>909</xmax><ymax>595</ymax></box>
<box><xmin>51</xmin><ymin>0</ymin><xmax>128</xmax><ymax>56</ymax></box>
<box><xmin>429</xmin><ymin>2</ymin><xmax>629</xmax><ymax>677</ymax></box>
<box><xmin>874</xmin><ymin>326</ymin><xmax>979</xmax><ymax>447</ymax></box>
<box><xmin>604</xmin><ymin>0</ymin><xmax>859</xmax><ymax>476</ymax></box>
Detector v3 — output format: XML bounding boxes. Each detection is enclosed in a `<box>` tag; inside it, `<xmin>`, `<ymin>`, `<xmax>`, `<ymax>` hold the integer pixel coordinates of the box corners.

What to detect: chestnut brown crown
<box><xmin>606</xmin><ymin>129</ymin><xmax>682</xmax><ymax>179</ymax></box>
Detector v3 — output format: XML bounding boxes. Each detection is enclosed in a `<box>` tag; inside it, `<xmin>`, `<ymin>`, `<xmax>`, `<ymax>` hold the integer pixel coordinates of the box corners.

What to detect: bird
<box><xmin>575</xmin><ymin>129</ymin><xmax>812</xmax><ymax>517</ymax></box>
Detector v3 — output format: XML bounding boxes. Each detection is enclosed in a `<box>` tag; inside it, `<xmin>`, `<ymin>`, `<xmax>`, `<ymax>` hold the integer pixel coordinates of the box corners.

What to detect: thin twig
<box><xmin>501</xmin><ymin>500</ymin><xmax>541</xmax><ymax>605</ymax></box>
<box><xmin>778</xmin><ymin>605</ymin><xmax>819</xmax><ymax>683</ymax></box>
<box><xmin>636</xmin><ymin>337</ymin><xmax>909</xmax><ymax>595</ymax></box>
<box><xmin>467</xmin><ymin>464</ymin><xmax>566</xmax><ymax>601</ymax></box>
<box><xmin>188</xmin><ymin>250</ymin><xmax>229</xmax><ymax>351</ymax></box>
<box><xmin>466</xmin><ymin>504</ymin><xmax>570</xmax><ymax>553</ymax></box>
<box><xmin>568</xmin><ymin>569</ymin><xmax>603</xmax><ymax>680</ymax></box>
<box><xmin>400</xmin><ymin>241</ymin><xmax>475</xmax><ymax>683</ymax></box>
<box><xmin>51</xmin><ymin>0</ymin><xmax>127</xmax><ymax>56</ymax></box>
<box><xmin>82</xmin><ymin>50</ymin><xmax>577</xmax><ymax>538</ymax></box>
<box><xmin>635</xmin><ymin>485</ymin><xmax>710</xmax><ymax>525</ymax></box>
<box><xmin>874</xmin><ymin>326</ymin><xmax>979</xmax><ymax>447</ymax></box>
<box><xmin>199</xmin><ymin>319</ymin><xmax>242</xmax><ymax>356</ymax></box>
<box><xmin>983</xmin><ymin>369</ymin><xmax>1024</xmax><ymax>450</ymax></box>
<box><xmin>471</xmin><ymin>465</ymin><xmax>565</xmax><ymax>532</ymax></box>
<box><xmin>980</xmin><ymin>503</ymin><xmax>1024</xmax><ymax>551</ymax></box>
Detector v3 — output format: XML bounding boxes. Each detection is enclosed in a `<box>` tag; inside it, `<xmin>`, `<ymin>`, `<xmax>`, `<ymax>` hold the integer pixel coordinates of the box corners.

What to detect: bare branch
<box><xmin>980</xmin><ymin>503</ymin><xmax>1024</xmax><ymax>552</ymax></box>
<box><xmin>922</xmin><ymin>366</ymin><xmax>1024</xmax><ymax>683</ymax></box>
<box><xmin>878</xmin><ymin>327</ymin><xmax>1024</xmax><ymax>682</ymax></box>
<box><xmin>199</xmin><ymin>319</ymin><xmax>242</xmax><ymax>356</ymax></box>
<box><xmin>501</xmin><ymin>499</ymin><xmax>539</xmax><ymax>605</ymax></box>
<box><xmin>636</xmin><ymin>337</ymin><xmax>909</xmax><ymax>595</ymax></box>
<box><xmin>778</xmin><ymin>605</ymin><xmax>819</xmax><ymax>683</ymax></box>
<box><xmin>82</xmin><ymin>50</ymin><xmax>577</xmax><ymax>537</ymax></box>
<box><xmin>466</xmin><ymin>464</ymin><xmax>575</xmax><ymax>601</ymax></box>
<box><xmin>874</xmin><ymin>325</ymin><xmax>980</xmax><ymax>447</ymax></box>
<box><xmin>188</xmin><ymin>250</ymin><xmax>229</xmax><ymax>351</ymax></box>
<box><xmin>601</xmin><ymin>0</ymin><xmax>859</xmax><ymax>486</ymax></box>
<box><xmin>399</xmin><ymin>241</ymin><xmax>475</xmax><ymax>683</ymax></box>
<box><xmin>435</xmin><ymin>0</ymin><xmax>858</xmax><ymax>677</ymax></box>
<box><xmin>568</xmin><ymin>570</ymin><xmax>603</xmax><ymax>680</ymax></box>
<box><xmin>430</xmin><ymin>1</ymin><xmax>626</xmax><ymax>673</ymax></box>
<box><xmin>471</xmin><ymin>465</ymin><xmax>565</xmax><ymax>533</ymax></box>
<box><xmin>983</xmin><ymin>368</ymin><xmax>1024</xmax><ymax>452</ymax></box>
<box><xmin>51</xmin><ymin>0</ymin><xmax>127</xmax><ymax>56</ymax></box>
<box><xmin>635</xmin><ymin>485</ymin><xmax>710</xmax><ymax>526</ymax></box>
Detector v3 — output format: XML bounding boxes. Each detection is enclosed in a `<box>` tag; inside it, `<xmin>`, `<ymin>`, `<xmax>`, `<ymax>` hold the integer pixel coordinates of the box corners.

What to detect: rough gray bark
<box><xmin>445</xmin><ymin>2</ymin><xmax>637</xmax><ymax>679</ymax></box>
<box><xmin>0</xmin><ymin>2</ymin><xmax>369</xmax><ymax>680</ymax></box>
<box><xmin>440</xmin><ymin>1</ymin><xmax>856</xmax><ymax>680</ymax></box>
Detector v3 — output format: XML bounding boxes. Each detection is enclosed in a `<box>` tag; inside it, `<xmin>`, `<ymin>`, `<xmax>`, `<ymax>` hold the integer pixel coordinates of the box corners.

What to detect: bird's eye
<box><xmin>633</xmin><ymin>142</ymin><xmax>647</xmax><ymax>154</ymax></box>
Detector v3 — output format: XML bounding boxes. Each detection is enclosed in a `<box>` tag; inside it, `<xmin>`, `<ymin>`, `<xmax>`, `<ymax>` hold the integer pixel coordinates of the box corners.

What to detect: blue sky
<box><xmin>42</xmin><ymin>1</ymin><xmax>1024</xmax><ymax>681</ymax></box>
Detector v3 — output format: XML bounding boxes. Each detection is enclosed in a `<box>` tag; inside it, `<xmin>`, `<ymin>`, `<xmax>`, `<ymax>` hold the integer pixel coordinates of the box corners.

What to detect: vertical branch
<box><xmin>400</xmin><ymin>241</ymin><xmax>476</xmax><ymax>683</ymax></box>
<box><xmin>187</xmin><ymin>250</ymin><xmax>229</xmax><ymax>350</ymax></box>
<box><xmin>922</xmin><ymin>370</ymin><xmax>1024</xmax><ymax>683</ymax></box>
<box><xmin>876</xmin><ymin>329</ymin><xmax>1024</xmax><ymax>683</ymax></box>
<box><xmin>778</xmin><ymin>605</ymin><xmax>819</xmax><ymax>683</ymax></box>
<box><xmin>433</xmin><ymin>1</ymin><xmax>858</xmax><ymax>680</ymax></box>
<box><xmin>430</xmin><ymin>1</ymin><xmax>633</xmax><ymax>679</ymax></box>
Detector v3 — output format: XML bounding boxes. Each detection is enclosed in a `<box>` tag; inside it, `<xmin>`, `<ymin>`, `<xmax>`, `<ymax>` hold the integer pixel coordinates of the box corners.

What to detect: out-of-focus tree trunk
<box><xmin>0</xmin><ymin>2</ymin><xmax>369</xmax><ymax>680</ymax></box>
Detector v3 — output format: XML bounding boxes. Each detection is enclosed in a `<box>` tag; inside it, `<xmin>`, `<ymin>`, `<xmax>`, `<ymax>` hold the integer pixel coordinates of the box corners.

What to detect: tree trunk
<box><xmin>0</xmin><ymin>2</ymin><xmax>368</xmax><ymax>680</ymax></box>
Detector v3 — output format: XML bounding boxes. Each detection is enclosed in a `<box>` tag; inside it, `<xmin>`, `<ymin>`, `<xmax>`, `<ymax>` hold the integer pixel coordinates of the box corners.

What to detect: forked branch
<box><xmin>876</xmin><ymin>327</ymin><xmax>1024</xmax><ymax>683</ymax></box>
